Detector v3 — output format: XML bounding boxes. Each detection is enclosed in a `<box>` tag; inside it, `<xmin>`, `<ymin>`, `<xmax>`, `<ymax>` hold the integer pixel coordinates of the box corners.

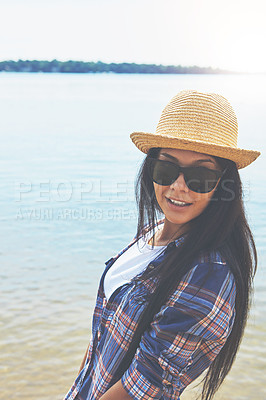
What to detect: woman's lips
<box><xmin>166</xmin><ymin>197</ymin><xmax>192</xmax><ymax>209</ymax></box>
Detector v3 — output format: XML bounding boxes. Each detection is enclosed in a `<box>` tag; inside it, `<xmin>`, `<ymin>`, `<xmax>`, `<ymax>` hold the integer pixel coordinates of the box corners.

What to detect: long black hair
<box><xmin>115</xmin><ymin>147</ymin><xmax>257</xmax><ymax>400</ymax></box>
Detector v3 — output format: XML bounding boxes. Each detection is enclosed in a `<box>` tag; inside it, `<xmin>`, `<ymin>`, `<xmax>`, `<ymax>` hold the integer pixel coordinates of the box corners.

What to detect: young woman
<box><xmin>64</xmin><ymin>90</ymin><xmax>260</xmax><ymax>400</ymax></box>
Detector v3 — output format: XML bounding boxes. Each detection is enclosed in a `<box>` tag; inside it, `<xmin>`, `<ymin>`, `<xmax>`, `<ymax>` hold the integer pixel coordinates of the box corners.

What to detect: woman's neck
<box><xmin>151</xmin><ymin>219</ymin><xmax>187</xmax><ymax>246</ymax></box>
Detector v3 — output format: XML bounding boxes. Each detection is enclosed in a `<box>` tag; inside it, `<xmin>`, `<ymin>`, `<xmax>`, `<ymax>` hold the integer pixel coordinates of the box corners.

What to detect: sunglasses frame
<box><xmin>147</xmin><ymin>157</ymin><xmax>226</xmax><ymax>193</ymax></box>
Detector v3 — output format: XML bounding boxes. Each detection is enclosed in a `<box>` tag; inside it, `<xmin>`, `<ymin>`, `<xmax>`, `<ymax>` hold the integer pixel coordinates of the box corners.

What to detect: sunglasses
<box><xmin>147</xmin><ymin>157</ymin><xmax>224</xmax><ymax>193</ymax></box>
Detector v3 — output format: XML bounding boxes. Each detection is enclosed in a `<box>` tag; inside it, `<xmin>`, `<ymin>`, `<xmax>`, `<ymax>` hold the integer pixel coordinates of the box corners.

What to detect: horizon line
<box><xmin>0</xmin><ymin>59</ymin><xmax>265</xmax><ymax>75</ymax></box>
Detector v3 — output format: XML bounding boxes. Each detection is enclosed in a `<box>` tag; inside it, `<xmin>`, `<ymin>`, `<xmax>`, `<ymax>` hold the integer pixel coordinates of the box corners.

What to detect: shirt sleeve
<box><xmin>121</xmin><ymin>261</ymin><xmax>236</xmax><ymax>400</ymax></box>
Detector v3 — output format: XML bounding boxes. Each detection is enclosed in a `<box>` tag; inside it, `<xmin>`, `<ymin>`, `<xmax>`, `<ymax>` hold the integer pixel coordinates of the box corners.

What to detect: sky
<box><xmin>0</xmin><ymin>0</ymin><xmax>265</xmax><ymax>73</ymax></box>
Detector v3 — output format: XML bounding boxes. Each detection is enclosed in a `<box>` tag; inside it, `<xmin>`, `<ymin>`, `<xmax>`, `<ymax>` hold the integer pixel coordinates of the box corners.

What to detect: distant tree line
<box><xmin>0</xmin><ymin>59</ymin><xmax>232</xmax><ymax>74</ymax></box>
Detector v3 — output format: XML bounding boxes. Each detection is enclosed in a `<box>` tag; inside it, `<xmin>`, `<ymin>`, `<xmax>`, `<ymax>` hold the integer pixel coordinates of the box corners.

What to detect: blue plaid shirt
<box><xmin>64</xmin><ymin>221</ymin><xmax>236</xmax><ymax>400</ymax></box>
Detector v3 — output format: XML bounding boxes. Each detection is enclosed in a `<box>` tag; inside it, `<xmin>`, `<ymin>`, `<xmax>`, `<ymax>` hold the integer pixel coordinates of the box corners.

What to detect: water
<box><xmin>0</xmin><ymin>72</ymin><xmax>265</xmax><ymax>399</ymax></box>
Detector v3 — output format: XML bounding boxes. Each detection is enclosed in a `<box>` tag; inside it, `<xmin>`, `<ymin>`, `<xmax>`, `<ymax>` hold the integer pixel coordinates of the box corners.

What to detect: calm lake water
<box><xmin>0</xmin><ymin>72</ymin><xmax>265</xmax><ymax>400</ymax></box>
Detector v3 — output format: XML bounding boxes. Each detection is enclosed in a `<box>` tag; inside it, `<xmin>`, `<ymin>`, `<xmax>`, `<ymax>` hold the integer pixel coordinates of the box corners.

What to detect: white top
<box><xmin>104</xmin><ymin>224</ymin><xmax>166</xmax><ymax>301</ymax></box>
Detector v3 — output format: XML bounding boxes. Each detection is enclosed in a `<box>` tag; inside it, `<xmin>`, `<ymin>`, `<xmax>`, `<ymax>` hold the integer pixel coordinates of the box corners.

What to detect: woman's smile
<box><xmin>166</xmin><ymin>196</ymin><xmax>193</xmax><ymax>208</ymax></box>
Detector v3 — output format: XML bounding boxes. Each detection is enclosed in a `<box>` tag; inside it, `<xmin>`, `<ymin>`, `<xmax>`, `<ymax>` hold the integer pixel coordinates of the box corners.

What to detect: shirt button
<box><xmin>162</xmin><ymin>379</ymin><xmax>172</xmax><ymax>387</ymax></box>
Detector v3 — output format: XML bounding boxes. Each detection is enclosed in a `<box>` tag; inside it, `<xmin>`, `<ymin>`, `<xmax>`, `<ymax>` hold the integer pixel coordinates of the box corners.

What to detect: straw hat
<box><xmin>130</xmin><ymin>90</ymin><xmax>260</xmax><ymax>169</ymax></box>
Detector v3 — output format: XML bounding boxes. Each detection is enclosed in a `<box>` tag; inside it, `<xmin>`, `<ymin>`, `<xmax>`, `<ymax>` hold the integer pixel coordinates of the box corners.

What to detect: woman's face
<box><xmin>153</xmin><ymin>148</ymin><xmax>221</xmax><ymax>230</ymax></box>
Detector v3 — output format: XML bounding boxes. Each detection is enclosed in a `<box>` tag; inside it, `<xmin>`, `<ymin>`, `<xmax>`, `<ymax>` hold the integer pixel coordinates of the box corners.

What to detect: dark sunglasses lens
<box><xmin>149</xmin><ymin>159</ymin><xmax>179</xmax><ymax>186</ymax></box>
<box><xmin>148</xmin><ymin>158</ymin><xmax>221</xmax><ymax>193</ymax></box>
<box><xmin>184</xmin><ymin>167</ymin><xmax>220</xmax><ymax>193</ymax></box>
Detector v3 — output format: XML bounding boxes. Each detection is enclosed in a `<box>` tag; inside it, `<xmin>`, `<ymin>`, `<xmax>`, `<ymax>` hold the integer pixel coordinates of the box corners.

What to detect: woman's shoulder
<box><xmin>182</xmin><ymin>249</ymin><xmax>235</xmax><ymax>295</ymax></box>
<box><xmin>167</xmin><ymin>249</ymin><xmax>236</xmax><ymax>315</ymax></box>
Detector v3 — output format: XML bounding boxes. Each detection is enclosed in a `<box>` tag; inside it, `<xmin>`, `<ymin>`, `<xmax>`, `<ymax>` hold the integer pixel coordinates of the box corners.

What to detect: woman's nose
<box><xmin>169</xmin><ymin>172</ymin><xmax>189</xmax><ymax>192</ymax></box>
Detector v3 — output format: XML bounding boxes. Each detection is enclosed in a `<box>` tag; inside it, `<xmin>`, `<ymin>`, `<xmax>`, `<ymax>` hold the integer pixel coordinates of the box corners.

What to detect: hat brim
<box><xmin>130</xmin><ymin>132</ymin><xmax>260</xmax><ymax>169</ymax></box>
